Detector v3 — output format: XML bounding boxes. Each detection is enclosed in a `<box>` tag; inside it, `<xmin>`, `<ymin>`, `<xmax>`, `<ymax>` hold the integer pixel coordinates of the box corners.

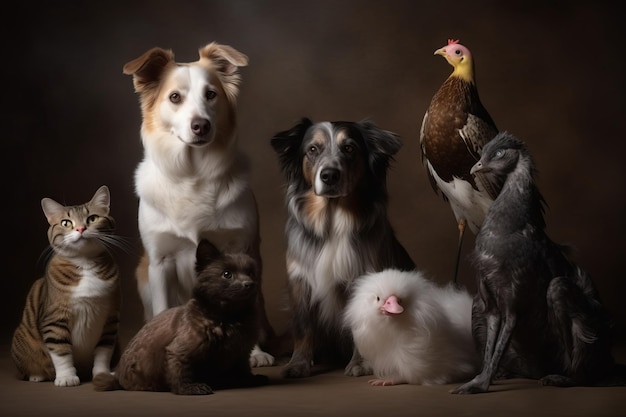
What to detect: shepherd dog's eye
<box><xmin>206</xmin><ymin>90</ymin><xmax>217</xmax><ymax>100</ymax></box>
<box><xmin>169</xmin><ymin>92</ymin><xmax>181</xmax><ymax>103</ymax></box>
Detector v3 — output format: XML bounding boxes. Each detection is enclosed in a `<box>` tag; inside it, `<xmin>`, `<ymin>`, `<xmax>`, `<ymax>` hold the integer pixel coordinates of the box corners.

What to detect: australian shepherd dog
<box><xmin>123</xmin><ymin>42</ymin><xmax>274</xmax><ymax>367</ymax></box>
<box><xmin>270</xmin><ymin>118</ymin><xmax>415</xmax><ymax>377</ymax></box>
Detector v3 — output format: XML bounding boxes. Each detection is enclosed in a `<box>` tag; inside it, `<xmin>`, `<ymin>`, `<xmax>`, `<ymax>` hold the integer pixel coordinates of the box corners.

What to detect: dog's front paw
<box><xmin>281</xmin><ymin>359</ymin><xmax>312</xmax><ymax>378</ymax></box>
<box><xmin>249</xmin><ymin>344</ymin><xmax>275</xmax><ymax>367</ymax></box>
<box><xmin>54</xmin><ymin>374</ymin><xmax>81</xmax><ymax>387</ymax></box>
<box><xmin>344</xmin><ymin>359</ymin><xmax>372</xmax><ymax>377</ymax></box>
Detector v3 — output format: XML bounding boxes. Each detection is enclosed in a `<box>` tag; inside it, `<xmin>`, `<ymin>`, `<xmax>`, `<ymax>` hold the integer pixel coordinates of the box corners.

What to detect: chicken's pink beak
<box><xmin>381</xmin><ymin>295</ymin><xmax>404</xmax><ymax>315</ymax></box>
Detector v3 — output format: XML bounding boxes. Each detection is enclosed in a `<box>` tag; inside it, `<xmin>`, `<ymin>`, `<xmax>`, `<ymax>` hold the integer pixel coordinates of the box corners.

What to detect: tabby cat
<box><xmin>11</xmin><ymin>185</ymin><xmax>122</xmax><ymax>387</ymax></box>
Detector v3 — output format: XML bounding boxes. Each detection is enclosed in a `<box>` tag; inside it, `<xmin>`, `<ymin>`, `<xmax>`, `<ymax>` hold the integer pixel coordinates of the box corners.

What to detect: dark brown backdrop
<box><xmin>3</xmin><ymin>1</ymin><xmax>625</xmax><ymax>347</ymax></box>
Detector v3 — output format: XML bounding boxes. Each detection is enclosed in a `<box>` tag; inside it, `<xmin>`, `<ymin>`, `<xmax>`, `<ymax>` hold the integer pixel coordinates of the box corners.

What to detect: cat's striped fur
<box><xmin>11</xmin><ymin>185</ymin><xmax>121</xmax><ymax>387</ymax></box>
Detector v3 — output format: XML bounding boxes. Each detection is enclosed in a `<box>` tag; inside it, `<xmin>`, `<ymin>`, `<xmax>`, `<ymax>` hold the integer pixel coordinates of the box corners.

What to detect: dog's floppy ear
<box><xmin>270</xmin><ymin>118</ymin><xmax>314</xmax><ymax>179</ymax></box>
<box><xmin>199</xmin><ymin>42</ymin><xmax>249</xmax><ymax>102</ymax></box>
<box><xmin>123</xmin><ymin>47</ymin><xmax>175</xmax><ymax>99</ymax></box>
<box><xmin>195</xmin><ymin>239</ymin><xmax>222</xmax><ymax>274</ymax></box>
<box><xmin>357</xmin><ymin>119</ymin><xmax>403</xmax><ymax>180</ymax></box>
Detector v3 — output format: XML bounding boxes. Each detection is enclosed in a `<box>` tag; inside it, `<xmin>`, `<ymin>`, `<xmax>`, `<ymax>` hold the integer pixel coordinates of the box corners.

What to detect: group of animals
<box><xmin>10</xmin><ymin>40</ymin><xmax>625</xmax><ymax>396</ymax></box>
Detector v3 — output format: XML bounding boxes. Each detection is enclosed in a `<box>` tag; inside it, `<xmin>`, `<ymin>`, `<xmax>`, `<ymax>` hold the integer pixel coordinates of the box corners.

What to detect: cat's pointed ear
<box><xmin>90</xmin><ymin>186</ymin><xmax>111</xmax><ymax>214</ymax></box>
<box><xmin>41</xmin><ymin>198</ymin><xmax>65</xmax><ymax>225</ymax></box>
<box><xmin>195</xmin><ymin>240</ymin><xmax>221</xmax><ymax>273</ymax></box>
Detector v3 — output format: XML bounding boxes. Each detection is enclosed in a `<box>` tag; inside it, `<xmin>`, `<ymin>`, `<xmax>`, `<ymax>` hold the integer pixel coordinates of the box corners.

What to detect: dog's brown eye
<box><xmin>222</xmin><ymin>271</ymin><xmax>233</xmax><ymax>280</ymax></box>
<box><xmin>205</xmin><ymin>90</ymin><xmax>217</xmax><ymax>100</ymax></box>
<box><xmin>169</xmin><ymin>92</ymin><xmax>181</xmax><ymax>103</ymax></box>
<box><xmin>343</xmin><ymin>145</ymin><xmax>354</xmax><ymax>154</ymax></box>
<box><xmin>307</xmin><ymin>145</ymin><xmax>318</xmax><ymax>155</ymax></box>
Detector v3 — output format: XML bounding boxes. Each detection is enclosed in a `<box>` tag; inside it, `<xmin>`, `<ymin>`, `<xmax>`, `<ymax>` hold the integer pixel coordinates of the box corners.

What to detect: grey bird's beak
<box><xmin>470</xmin><ymin>161</ymin><xmax>483</xmax><ymax>175</ymax></box>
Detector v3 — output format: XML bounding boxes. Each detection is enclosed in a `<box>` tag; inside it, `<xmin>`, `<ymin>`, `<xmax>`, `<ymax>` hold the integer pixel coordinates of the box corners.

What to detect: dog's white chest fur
<box><xmin>136</xmin><ymin>157</ymin><xmax>255</xmax><ymax>247</ymax></box>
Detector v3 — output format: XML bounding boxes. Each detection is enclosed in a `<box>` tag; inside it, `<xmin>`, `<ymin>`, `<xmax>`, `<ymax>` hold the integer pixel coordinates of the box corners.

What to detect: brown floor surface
<box><xmin>1</xmin><ymin>344</ymin><xmax>624</xmax><ymax>417</ymax></box>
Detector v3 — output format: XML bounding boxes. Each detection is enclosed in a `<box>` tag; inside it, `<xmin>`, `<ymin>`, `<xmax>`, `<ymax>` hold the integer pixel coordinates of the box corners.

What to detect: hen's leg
<box><xmin>452</xmin><ymin>310</ymin><xmax>515</xmax><ymax>394</ymax></box>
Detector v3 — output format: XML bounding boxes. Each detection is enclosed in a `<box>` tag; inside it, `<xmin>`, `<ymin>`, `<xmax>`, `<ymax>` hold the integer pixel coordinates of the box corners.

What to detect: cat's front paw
<box><xmin>249</xmin><ymin>345</ymin><xmax>275</xmax><ymax>367</ymax></box>
<box><xmin>174</xmin><ymin>382</ymin><xmax>214</xmax><ymax>395</ymax></box>
<box><xmin>55</xmin><ymin>374</ymin><xmax>80</xmax><ymax>387</ymax></box>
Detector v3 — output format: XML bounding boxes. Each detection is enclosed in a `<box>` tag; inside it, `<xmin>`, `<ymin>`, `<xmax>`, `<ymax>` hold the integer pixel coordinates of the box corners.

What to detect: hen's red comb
<box><xmin>448</xmin><ymin>39</ymin><xmax>460</xmax><ymax>45</ymax></box>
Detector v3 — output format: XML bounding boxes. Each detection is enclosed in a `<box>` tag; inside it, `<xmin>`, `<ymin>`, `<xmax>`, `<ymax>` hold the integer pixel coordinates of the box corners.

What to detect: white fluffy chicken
<box><xmin>344</xmin><ymin>269</ymin><xmax>479</xmax><ymax>386</ymax></box>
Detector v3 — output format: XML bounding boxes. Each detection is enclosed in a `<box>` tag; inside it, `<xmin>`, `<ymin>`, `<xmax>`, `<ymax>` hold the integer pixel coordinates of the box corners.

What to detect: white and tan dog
<box><xmin>123</xmin><ymin>42</ymin><xmax>275</xmax><ymax>367</ymax></box>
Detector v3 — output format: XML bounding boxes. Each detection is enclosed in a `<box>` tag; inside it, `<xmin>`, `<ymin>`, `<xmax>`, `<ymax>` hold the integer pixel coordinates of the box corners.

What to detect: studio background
<box><xmin>3</xmin><ymin>0</ymin><xmax>624</xmax><ymax>348</ymax></box>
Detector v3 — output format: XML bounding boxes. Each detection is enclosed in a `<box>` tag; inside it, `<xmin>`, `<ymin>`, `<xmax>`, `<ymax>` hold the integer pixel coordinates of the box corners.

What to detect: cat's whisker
<box><xmin>98</xmin><ymin>234</ymin><xmax>134</xmax><ymax>254</ymax></box>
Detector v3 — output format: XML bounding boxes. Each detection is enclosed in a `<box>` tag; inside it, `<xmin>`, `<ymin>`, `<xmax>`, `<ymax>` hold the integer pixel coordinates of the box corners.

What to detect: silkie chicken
<box><xmin>451</xmin><ymin>131</ymin><xmax>625</xmax><ymax>394</ymax></box>
<box><xmin>344</xmin><ymin>268</ymin><xmax>479</xmax><ymax>386</ymax></box>
<box><xmin>420</xmin><ymin>39</ymin><xmax>499</xmax><ymax>285</ymax></box>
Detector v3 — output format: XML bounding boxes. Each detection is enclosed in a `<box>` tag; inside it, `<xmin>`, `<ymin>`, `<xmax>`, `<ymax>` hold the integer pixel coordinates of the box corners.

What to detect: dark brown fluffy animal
<box><xmin>270</xmin><ymin>118</ymin><xmax>415</xmax><ymax>378</ymax></box>
<box><xmin>93</xmin><ymin>240</ymin><xmax>267</xmax><ymax>395</ymax></box>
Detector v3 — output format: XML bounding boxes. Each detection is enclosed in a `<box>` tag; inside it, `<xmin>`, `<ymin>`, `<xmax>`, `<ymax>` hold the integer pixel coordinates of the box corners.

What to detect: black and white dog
<box><xmin>271</xmin><ymin>118</ymin><xmax>415</xmax><ymax>378</ymax></box>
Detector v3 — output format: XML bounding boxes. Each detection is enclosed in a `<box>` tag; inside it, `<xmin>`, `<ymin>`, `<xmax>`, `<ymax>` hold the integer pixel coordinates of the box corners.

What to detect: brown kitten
<box><xmin>93</xmin><ymin>239</ymin><xmax>268</xmax><ymax>395</ymax></box>
<box><xmin>11</xmin><ymin>185</ymin><xmax>121</xmax><ymax>386</ymax></box>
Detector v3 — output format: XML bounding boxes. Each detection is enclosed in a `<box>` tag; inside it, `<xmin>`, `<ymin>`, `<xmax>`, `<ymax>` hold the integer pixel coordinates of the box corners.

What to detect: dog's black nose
<box><xmin>191</xmin><ymin>117</ymin><xmax>211</xmax><ymax>136</ymax></box>
<box><xmin>320</xmin><ymin>168</ymin><xmax>340</xmax><ymax>185</ymax></box>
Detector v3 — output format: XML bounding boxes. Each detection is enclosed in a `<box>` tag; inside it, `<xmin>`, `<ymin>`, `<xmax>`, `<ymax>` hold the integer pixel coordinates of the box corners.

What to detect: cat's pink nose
<box><xmin>76</xmin><ymin>226</ymin><xmax>86</xmax><ymax>233</ymax></box>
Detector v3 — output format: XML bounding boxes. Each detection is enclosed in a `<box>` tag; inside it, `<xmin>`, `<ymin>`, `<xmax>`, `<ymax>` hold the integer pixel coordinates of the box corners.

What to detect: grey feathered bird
<box><xmin>451</xmin><ymin>131</ymin><xmax>624</xmax><ymax>394</ymax></box>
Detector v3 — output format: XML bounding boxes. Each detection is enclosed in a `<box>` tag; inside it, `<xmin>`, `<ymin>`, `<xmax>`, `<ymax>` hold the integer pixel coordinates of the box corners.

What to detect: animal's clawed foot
<box><xmin>368</xmin><ymin>378</ymin><xmax>397</xmax><ymax>386</ymax></box>
<box><xmin>449</xmin><ymin>377</ymin><xmax>489</xmax><ymax>394</ymax></box>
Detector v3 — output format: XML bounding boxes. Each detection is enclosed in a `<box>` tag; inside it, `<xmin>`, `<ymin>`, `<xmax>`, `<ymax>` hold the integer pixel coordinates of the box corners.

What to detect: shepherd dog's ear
<box><xmin>356</xmin><ymin>119</ymin><xmax>402</xmax><ymax>179</ymax></box>
<box><xmin>270</xmin><ymin>117</ymin><xmax>314</xmax><ymax>179</ymax></box>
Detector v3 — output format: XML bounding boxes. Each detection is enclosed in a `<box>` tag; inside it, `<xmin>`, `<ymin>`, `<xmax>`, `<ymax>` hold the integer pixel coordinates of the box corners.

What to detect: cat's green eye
<box><xmin>222</xmin><ymin>271</ymin><xmax>233</xmax><ymax>280</ymax></box>
<box><xmin>87</xmin><ymin>214</ymin><xmax>99</xmax><ymax>225</ymax></box>
<box><xmin>61</xmin><ymin>219</ymin><xmax>73</xmax><ymax>228</ymax></box>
